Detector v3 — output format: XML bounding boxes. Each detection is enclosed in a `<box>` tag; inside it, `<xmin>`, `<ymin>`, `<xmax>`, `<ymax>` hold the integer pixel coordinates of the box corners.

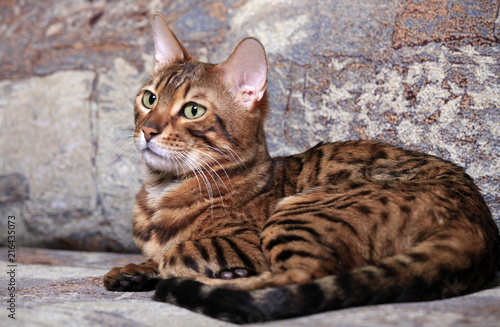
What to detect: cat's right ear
<box><xmin>217</xmin><ymin>38</ymin><xmax>268</xmax><ymax>110</ymax></box>
<box><xmin>152</xmin><ymin>13</ymin><xmax>190</xmax><ymax>69</ymax></box>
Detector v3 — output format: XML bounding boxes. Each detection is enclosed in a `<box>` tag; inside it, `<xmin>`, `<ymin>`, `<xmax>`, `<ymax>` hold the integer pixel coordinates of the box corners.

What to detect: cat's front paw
<box><xmin>217</xmin><ymin>267</ymin><xmax>257</xmax><ymax>280</ymax></box>
<box><xmin>104</xmin><ymin>261</ymin><xmax>160</xmax><ymax>292</ymax></box>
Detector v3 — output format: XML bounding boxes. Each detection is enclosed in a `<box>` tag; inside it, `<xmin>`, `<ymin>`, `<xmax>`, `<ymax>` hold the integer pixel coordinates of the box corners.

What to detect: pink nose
<box><xmin>142</xmin><ymin>126</ymin><xmax>159</xmax><ymax>142</ymax></box>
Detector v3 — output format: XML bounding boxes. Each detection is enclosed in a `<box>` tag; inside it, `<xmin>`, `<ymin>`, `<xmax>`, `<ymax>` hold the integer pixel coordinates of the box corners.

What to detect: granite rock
<box><xmin>0</xmin><ymin>0</ymin><xmax>499</xmax><ymax>251</ymax></box>
<box><xmin>0</xmin><ymin>173</ymin><xmax>29</xmax><ymax>204</ymax></box>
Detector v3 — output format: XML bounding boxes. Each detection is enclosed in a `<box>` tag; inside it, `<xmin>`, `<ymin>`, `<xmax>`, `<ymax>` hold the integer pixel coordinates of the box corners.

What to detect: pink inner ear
<box><xmin>222</xmin><ymin>38</ymin><xmax>268</xmax><ymax>106</ymax></box>
<box><xmin>153</xmin><ymin>14</ymin><xmax>184</xmax><ymax>66</ymax></box>
<box><xmin>239</xmin><ymin>86</ymin><xmax>257</xmax><ymax>103</ymax></box>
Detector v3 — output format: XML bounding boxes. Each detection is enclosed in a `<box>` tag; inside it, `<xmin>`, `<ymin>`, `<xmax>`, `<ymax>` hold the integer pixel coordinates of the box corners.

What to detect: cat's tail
<box><xmin>153</xmin><ymin>245</ymin><xmax>497</xmax><ymax>324</ymax></box>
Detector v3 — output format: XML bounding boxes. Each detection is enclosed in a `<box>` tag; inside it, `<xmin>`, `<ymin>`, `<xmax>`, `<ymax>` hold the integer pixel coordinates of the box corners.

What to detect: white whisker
<box><xmin>185</xmin><ymin>146</ymin><xmax>234</xmax><ymax>190</ymax></box>
<box><xmin>179</xmin><ymin>151</ymin><xmax>216</xmax><ymax>219</ymax></box>
<box><xmin>186</xmin><ymin>150</ymin><xmax>233</xmax><ymax>219</ymax></box>
<box><xmin>113</xmin><ymin>129</ymin><xmax>142</xmax><ymax>166</ymax></box>
<box><xmin>183</xmin><ymin>140</ymin><xmax>247</xmax><ymax>172</ymax></box>
<box><xmin>176</xmin><ymin>151</ymin><xmax>203</xmax><ymax>201</ymax></box>
<box><xmin>224</xmin><ymin>145</ymin><xmax>248</xmax><ymax>171</ymax></box>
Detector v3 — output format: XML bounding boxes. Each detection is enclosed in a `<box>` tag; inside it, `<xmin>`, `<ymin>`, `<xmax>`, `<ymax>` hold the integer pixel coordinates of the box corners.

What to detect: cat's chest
<box><xmin>143</xmin><ymin>174</ymin><xmax>210</xmax><ymax>208</ymax></box>
<box><xmin>133</xmin><ymin>180</ymin><xmax>210</xmax><ymax>260</ymax></box>
<box><xmin>145</xmin><ymin>180</ymin><xmax>184</xmax><ymax>207</ymax></box>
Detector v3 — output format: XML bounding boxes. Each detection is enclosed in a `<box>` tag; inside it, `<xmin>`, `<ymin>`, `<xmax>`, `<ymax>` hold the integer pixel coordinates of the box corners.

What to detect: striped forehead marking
<box><xmin>155</xmin><ymin>62</ymin><xmax>200</xmax><ymax>91</ymax></box>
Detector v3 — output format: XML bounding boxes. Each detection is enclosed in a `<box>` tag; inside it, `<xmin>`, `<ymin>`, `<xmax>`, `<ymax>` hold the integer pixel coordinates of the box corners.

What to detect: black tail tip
<box><xmin>152</xmin><ymin>277</ymin><xmax>265</xmax><ymax>324</ymax></box>
<box><xmin>153</xmin><ymin>277</ymin><xmax>205</xmax><ymax>304</ymax></box>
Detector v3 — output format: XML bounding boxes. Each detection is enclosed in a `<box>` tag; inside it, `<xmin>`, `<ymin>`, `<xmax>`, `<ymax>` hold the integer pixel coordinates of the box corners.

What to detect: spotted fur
<box><xmin>103</xmin><ymin>14</ymin><xmax>500</xmax><ymax>323</ymax></box>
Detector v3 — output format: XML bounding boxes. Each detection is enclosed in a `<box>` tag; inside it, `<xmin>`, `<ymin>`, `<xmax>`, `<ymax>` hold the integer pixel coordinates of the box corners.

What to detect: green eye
<box><xmin>142</xmin><ymin>90</ymin><xmax>157</xmax><ymax>109</ymax></box>
<box><xmin>183</xmin><ymin>102</ymin><xmax>206</xmax><ymax>119</ymax></box>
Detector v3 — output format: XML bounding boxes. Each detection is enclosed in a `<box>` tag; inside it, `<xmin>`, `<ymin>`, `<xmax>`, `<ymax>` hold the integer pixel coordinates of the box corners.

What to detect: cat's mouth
<box><xmin>136</xmin><ymin>134</ymin><xmax>178</xmax><ymax>172</ymax></box>
<box><xmin>141</xmin><ymin>145</ymin><xmax>185</xmax><ymax>174</ymax></box>
<box><xmin>144</xmin><ymin>147</ymin><xmax>163</xmax><ymax>159</ymax></box>
<box><xmin>140</xmin><ymin>140</ymin><xmax>167</xmax><ymax>158</ymax></box>
<box><xmin>143</xmin><ymin>146</ymin><xmax>173</xmax><ymax>164</ymax></box>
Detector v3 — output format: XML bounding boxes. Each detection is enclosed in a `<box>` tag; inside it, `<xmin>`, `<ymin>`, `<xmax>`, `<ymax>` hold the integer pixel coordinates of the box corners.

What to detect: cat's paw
<box><xmin>217</xmin><ymin>267</ymin><xmax>257</xmax><ymax>280</ymax></box>
<box><xmin>104</xmin><ymin>261</ymin><xmax>160</xmax><ymax>292</ymax></box>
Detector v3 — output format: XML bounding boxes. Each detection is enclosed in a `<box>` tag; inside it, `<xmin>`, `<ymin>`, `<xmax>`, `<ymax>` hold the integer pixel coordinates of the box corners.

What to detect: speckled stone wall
<box><xmin>1</xmin><ymin>0</ymin><xmax>499</xmax><ymax>252</ymax></box>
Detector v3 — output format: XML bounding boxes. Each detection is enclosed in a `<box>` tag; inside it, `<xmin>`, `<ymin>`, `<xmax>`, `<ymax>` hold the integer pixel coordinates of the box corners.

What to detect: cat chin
<box><xmin>135</xmin><ymin>137</ymin><xmax>178</xmax><ymax>173</ymax></box>
<box><xmin>141</xmin><ymin>148</ymin><xmax>198</xmax><ymax>178</ymax></box>
<box><xmin>142</xmin><ymin>150</ymin><xmax>181</xmax><ymax>174</ymax></box>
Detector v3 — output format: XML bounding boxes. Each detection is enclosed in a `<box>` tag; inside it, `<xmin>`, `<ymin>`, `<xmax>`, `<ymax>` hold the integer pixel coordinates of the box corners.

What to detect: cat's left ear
<box><xmin>152</xmin><ymin>13</ymin><xmax>191</xmax><ymax>68</ymax></box>
<box><xmin>217</xmin><ymin>38</ymin><xmax>267</xmax><ymax>109</ymax></box>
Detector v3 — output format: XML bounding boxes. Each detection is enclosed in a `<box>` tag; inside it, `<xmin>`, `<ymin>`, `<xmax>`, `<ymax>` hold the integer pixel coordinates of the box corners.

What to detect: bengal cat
<box><xmin>103</xmin><ymin>13</ymin><xmax>500</xmax><ymax>323</ymax></box>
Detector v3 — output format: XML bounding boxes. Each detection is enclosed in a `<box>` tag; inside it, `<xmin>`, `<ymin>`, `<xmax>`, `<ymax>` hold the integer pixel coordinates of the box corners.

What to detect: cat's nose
<box><xmin>142</xmin><ymin>125</ymin><xmax>159</xmax><ymax>142</ymax></box>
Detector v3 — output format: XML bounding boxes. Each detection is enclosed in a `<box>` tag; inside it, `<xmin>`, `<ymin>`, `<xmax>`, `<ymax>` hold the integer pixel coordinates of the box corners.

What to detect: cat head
<box><xmin>134</xmin><ymin>13</ymin><xmax>269</xmax><ymax>176</ymax></box>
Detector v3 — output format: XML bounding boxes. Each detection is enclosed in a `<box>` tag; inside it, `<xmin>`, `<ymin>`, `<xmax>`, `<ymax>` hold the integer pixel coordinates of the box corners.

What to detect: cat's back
<box><xmin>267</xmin><ymin>139</ymin><xmax>499</xmax><ymax>275</ymax></box>
<box><xmin>274</xmin><ymin>140</ymin><xmax>497</xmax><ymax>241</ymax></box>
<box><xmin>280</xmin><ymin>140</ymin><xmax>475</xmax><ymax>190</ymax></box>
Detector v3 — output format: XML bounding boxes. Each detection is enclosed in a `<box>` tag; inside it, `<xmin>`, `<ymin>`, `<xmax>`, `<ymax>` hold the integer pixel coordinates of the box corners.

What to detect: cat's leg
<box><xmin>259</xmin><ymin>191</ymin><xmax>354</xmax><ymax>286</ymax></box>
<box><xmin>207</xmin><ymin>186</ymin><xmax>381</xmax><ymax>290</ymax></box>
<box><xmin>104</xmin><ymin>234</ymin><xmax>268</xmax><ymax>291</ymax></box>
<box><xmin>193</xmin><ymin>188</ymin><xmax>370</xmax><ymax>290</ymax></box>
<box><xmin>157</xmin><ymin>234</ymin><xmax>270</xmax><ymax>281</ymax></box>
<box><xmin>104</xmin><ymin>260</ymin><xmax>160</xmax><ymax>291</ymax></box>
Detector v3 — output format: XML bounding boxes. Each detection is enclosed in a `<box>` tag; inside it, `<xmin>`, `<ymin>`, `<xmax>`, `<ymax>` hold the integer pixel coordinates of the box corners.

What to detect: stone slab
<box><xmin>1</xmin><ymin>248</ymin><xmax>499</xmax><ymax>327</ymax></box>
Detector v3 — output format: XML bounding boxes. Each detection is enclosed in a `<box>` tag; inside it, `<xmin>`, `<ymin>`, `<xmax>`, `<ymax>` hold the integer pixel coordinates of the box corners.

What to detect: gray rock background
<box><xmin>0</xmin><ymin>0</ymin><xmax>499</xmax><ymax>252</ymax></box>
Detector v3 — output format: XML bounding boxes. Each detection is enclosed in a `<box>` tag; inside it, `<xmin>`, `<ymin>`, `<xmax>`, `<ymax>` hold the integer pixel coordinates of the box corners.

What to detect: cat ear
<box><xmin>152</xmin><ymin>13</ymin><xmax>190</xmax><ymax>68</ymax></box>
<box><xmin>218</xmin><ymin>38</ymin><xmax>268</xmax><ymax>109</ymax></box>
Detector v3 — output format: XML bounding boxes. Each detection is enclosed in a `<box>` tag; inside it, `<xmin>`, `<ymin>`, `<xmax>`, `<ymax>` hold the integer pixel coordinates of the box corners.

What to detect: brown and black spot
<box><xmin>328</xmin><ymin>170</ymin><xmax>352</xmax><ymax>184</ymax></box>
<box><xmin>133</xmin><ymin>221</ymin><xmax>155</xmax><ymax>242</ymax></box>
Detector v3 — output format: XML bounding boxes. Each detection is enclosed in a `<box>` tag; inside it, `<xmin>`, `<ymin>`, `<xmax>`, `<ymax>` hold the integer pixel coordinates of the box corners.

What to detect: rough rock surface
<box><xmin>0</xmin><ymin>0</ymin><xmax>499</xmax><ymax>252</ymax></box>
<box><xmin>2</xmin><ymin>248</ymin><xmax>500</xmax><ymax>326</ymax></box>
